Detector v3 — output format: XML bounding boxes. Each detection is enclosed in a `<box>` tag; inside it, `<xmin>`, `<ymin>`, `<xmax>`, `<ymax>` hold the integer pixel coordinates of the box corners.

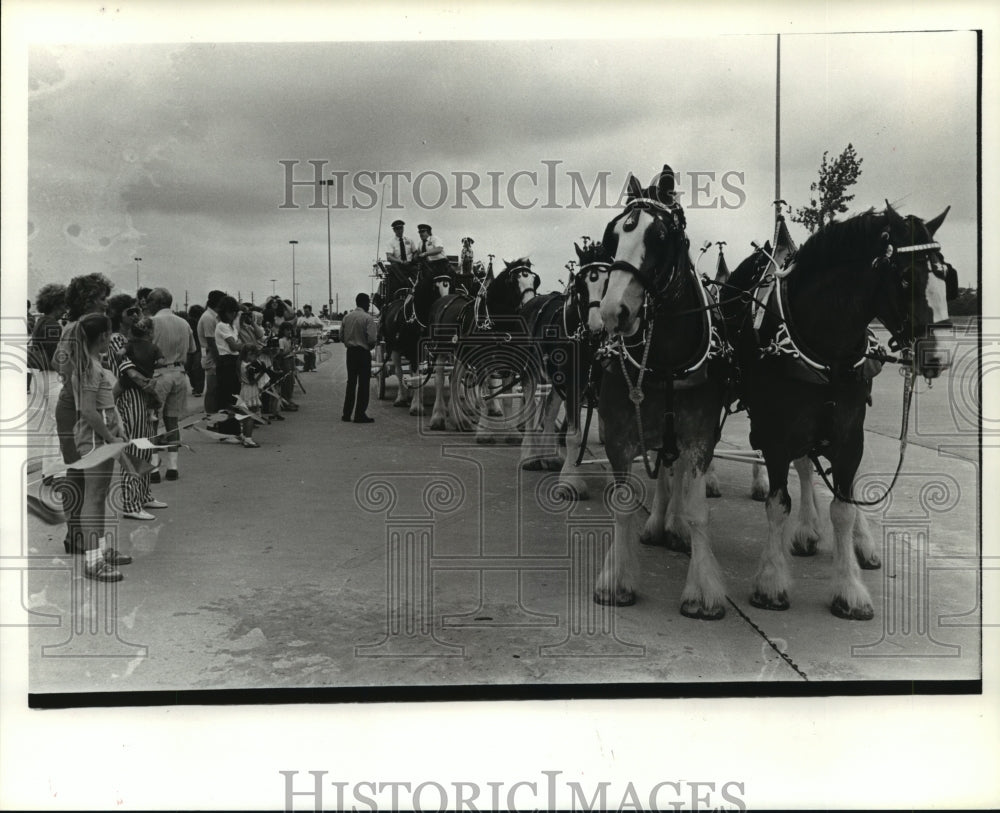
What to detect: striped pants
<box><xmin>116</xmin><ymin>387</ymin><xmax>152</xmax><ymax>514</ymax></box>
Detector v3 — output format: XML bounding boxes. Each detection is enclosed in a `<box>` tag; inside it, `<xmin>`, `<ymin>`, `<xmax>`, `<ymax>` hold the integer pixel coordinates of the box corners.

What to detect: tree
<box><xmin>791</xmin><ymin>143</ymin><xmax>864</xmax><ymax>233</ymax></box>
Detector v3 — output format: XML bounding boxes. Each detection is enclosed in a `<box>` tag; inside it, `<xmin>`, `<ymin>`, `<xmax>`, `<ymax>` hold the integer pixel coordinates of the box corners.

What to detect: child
<box><xmin>124</xmin><ymin>313</ymin><xmax>163</xmax><ymax>416</ymax></box>
<box><xmin>257</xmin><ymin>342</ymin><xmax>284</xmax><ymax>421</ymax></box>
<box><xmin>238</xmin><ymin>345</ymin><xmax>263</xmax><ymax>447</ymax></box>
<box><xmin>276</xmin><ymin>322</ymin><xmax>299</xmax><ymax>412</ymax></box>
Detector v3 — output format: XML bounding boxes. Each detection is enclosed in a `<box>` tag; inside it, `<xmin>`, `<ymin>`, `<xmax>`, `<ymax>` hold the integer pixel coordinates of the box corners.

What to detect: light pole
<box><xmin>134</xmin><ymin>257</ymin><xmax>142</xmax><ymax>293</ymax></box>
<box><xmin>289</xmin><ymin>240</ymin><xmax>298</xmax><ymax>311</ymax></box>
<box><xmin>323</xmin><ymin>178</ymin><xmax>334</xmax><ymax>318</ymax></box>
<box><xmin>270</xmin><ymin>279</ymin><xmax>276</xmax><ymax>296</ymax></box>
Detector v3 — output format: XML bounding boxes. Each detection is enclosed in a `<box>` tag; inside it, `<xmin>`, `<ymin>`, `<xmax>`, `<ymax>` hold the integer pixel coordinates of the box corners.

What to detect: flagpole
<box><xmin>775</xmin><ymin>33</ymin><xmax>781</xmax><ymax>210</ymax></box>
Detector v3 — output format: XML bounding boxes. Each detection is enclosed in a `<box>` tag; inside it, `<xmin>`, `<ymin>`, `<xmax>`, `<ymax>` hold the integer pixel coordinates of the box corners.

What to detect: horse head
<box><xmin>412</xmin><ymin>262</ymin><xmax>455</xmax><ymax>324</ymax></box>
<box><xmin>490</xmin><ymin>257</ymin><xmax>539</xmax><ymax>314</ymax></box>
<box><xmin>573</xmin><ymin>240</ymin><xmax>612</xmax><ymax>334</ymax></box>
<box><xmin>599</xmin><ymin>166</ymin><xmax>691</xmax><ymax>337</ymax></box>
<box><xmin>875</xmin><ymin>202</ymin><xmax>957</xmax><ymax>379</ymax></box>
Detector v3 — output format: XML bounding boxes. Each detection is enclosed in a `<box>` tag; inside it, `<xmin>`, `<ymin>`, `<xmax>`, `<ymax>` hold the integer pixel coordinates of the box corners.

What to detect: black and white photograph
<box><xmin>2</xmin><ymin>1</ymin><xmax>997</xmax><ymax>810</ymax></box>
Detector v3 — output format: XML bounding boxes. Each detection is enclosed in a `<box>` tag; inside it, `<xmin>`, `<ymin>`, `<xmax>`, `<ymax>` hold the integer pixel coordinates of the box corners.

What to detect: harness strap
<box><xmin>810</xmin><ymin>362</ymin><xmax>914</xmax><ymax>506</ymax></box>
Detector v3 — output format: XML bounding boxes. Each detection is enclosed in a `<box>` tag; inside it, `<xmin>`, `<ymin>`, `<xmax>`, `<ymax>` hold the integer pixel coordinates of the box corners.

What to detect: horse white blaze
<box><xmin>517</xmin><ymin>272</ymin><xmax>536</xmax><ymax>302</ymax></box>
<box><xmin>585</xmin><ymin>271</ymin><xmax>607</xmax><ymax>334</ymax></box>
<box><xmin>600</xmin><ymin>270</ymin><xmax>643</xmax><ymax>337</ymax></box>
<box><xmin>599</xmin><ymin>212</ymin><xmax>650</xmax><ymax>335</ymax></box>
<box><xmin>921</xmin><ymin>271</ymin><xmax>952</xmax><ymax>377</ymax></box>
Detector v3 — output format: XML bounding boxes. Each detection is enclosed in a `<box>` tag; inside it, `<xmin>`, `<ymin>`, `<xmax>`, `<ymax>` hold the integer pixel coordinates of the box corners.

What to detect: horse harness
<box><xmin>747</xmin><ymin>233</ymin><xmax>945</xmax><ymax>507</ymax></box>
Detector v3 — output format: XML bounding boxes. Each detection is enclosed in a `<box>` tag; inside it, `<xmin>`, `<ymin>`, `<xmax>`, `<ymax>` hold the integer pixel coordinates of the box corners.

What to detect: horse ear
<box><xmin>503</xmin><ymin>258</ymin><xmax>510</xmax><ymax>269</ymax></box>
<box><xmin>925</xmin><ymin>205</ymin><xmax>951</xmax><ymax>237</ymax></box>
<box><xmin>655</xmin><ymin>165</ymin><xmax>676</xmax><ymax>203</ymax></box>
<box><xmin>884</xmin><ymin>200</ymin><xmax>904</xmax><ymax>225</ymax></box>
<box><xmin>574</xmin><ymin>242</ymin><xmax>583</xmax><ymax>259</ymax></box>
<box><xmin>626</xmin><ymin>174</ymin><xmax>643</xmax><ymax>201</ymax></box>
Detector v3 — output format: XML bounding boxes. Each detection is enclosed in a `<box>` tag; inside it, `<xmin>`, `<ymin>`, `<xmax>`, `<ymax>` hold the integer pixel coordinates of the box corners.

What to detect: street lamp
<box><xmin>289</xmin><ymin>240</ymin><xmax>299</xmax><ymax>311</ymax></box>
<box><xmin>134</xmin><ymin>257</ymin><xmax>142</xmax><ymax>293</ymax></box>
<box><xmin>323</xmin><ymin>178</ymin><xmax>335</xmax><ymax>318</ymax></box>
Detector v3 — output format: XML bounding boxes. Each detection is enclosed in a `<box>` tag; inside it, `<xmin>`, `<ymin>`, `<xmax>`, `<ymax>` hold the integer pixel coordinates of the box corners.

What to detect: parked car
<box><xmin>321</xmin><ymin>319</ymin><xmax>342</xmax><ymax>343</ymax></box>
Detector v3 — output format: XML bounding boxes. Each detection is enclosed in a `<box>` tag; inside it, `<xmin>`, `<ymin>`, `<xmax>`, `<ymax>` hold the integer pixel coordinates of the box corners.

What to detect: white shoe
<box><xmin>123</xmin><ymin>510</ymin><xmax>156</xmax><ymax>521</ymax></box>
<box><xmin>143</xmin><ymin>499</ymin><xmax>168</xmax><ymax>509</ymax></box>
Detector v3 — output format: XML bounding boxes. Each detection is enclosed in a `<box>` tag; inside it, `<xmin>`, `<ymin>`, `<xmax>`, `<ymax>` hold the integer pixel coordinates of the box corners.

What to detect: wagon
<box><xmin>372</xmin><ymin>255</ymin><xmax>465</xmax><ymax>400</ymax></box>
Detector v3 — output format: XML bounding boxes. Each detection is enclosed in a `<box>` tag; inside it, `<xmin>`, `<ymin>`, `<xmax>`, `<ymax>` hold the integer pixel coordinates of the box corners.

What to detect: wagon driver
<box><xmin>384</xmin><ymin>219</ymin><xmax>419</xmax><ymax>297</ymax></box>
<box><xmin>414</xmin><ymin>223</ymin><xmax>451</xmax><ymax>279</ymax></box>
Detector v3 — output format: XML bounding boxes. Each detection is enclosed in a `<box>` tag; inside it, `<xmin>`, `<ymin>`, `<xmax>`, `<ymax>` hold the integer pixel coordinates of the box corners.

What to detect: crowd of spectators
<box><xmin>26</xmin><ymin>275</ymin><xmax>328</xmax><ymax>582</ymax></box>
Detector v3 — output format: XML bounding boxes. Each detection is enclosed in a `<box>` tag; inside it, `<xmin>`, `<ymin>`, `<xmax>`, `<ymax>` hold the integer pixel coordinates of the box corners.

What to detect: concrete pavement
<box><xmin>25</xmin><ymin>339</ymin><xmax>981</xmax><ymax>693</ymax></box>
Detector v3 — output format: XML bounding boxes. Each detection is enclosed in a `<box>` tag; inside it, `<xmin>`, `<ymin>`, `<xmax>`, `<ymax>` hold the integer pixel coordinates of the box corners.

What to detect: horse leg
<box><xmin>519</xmin><ymin>379</ymin><xmax>546</xmax><ymax>469</ymax></box>
<box><xmin>679</xmin><ymin>460</ymin><xmax>727</xmax><ymax>620</ymax></box>
<box><xmin>790</xmin><ymin>456</ymin><xmax>822</xmax><ymax>556</ymax></box>
<box><xmin>449</xmin><ymin>357</ymin><xmax>474</xmax><ymax>433</ymax></box>
<box><xmin>558</xmin><ymin>394</ymin><xmax>590</xmax><ymax>500</ymax></box>
<box><xmin>829</xmin><ymin>452</ymin><xmax>875</xmax><ymax>619</ymax></box>
<box><xmin>429</xmin><ymin>355</ymin><xmax>448</xmax><ymax>431</ymax></box>
<box><xmin>750</xmin><ymin>458</ymin><xmax>792</xmax><ymax>610</ymax></box>
<box><xmin>704</xmin><ymin>459</ymin><xmax>722</xmax><ymax>498</ymax></box>
<box><xmin>486</xmin><ymin>373</ymin><xmax>504</xmax><ymax>418</ymax></box>
<box><xmin>520</xmin><ymin>386</ymin><xmax>559</xmax><ymax>470</ymax></box>
<box><xmin>593</xmin><ymin>473</ymin><xmax>640</xmax><ymax>606</ymax></box>
<box><xmin>639</xmin><ymin>464</ymin><xmax>671</xmax><ymax>547</ymax></box>
<box><xmin>750</xmin><ymin>462</ymin><xmax>769</xmax><ymax>501</ymax></box>
<box><xmin>392</xmin><ymin>350</ymin><xmax>409</xmax><ymax>407</ymax></box>
<box><xmin>408</xmin><ymin>368</ymin><xmax>424</xmax><ymax>416</ymax></box>
<box><xmin>852</xmin><ymin>510</ymin><xmax>881</xmax><ymax>569</ymax></box>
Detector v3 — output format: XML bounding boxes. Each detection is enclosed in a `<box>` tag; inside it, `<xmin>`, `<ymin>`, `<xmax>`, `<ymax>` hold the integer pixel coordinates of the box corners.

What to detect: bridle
<box><xmin>506</xmin><ymin>264</ymin><xmax>540</xmax><ymax>305</ymax></box>
<box><xmin>565</xmin><ymin>261</ymin><xmax>610</xmax><ymax>340</ymax></box>
<box><xmin>871</xmin><ymin>228</ymin><xmax>955</xmax><ymax>354</ymax></box>
<box><xmin>607</xmin><ymin>197</ymin><xmax>690</xmax><ymax>302</ymax></box>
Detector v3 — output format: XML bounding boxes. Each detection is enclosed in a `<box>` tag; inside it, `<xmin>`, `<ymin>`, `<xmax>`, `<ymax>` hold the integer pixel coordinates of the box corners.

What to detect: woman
<box><xmin>213</xmin><ymin>295</ymin><xmax>257</xmax><ymax>447</ymax></box>
<box><xmin>64</xmin><ymin>313</ymin><xmax>132</xmax><ymax>581</ymax></box>
<box><xmin>186</xmin><ymin>304</ymin><xmax>205</xmax><ymax>397</ymax></box>
<box><xmin>53</xmin><ymin>273</ymin><xmax>113</xmax><ymax>554</ymax></box>
<box><xmin>107</xmin><ymin>294</ymin><xmax>166</xmax><ymax>521</ymax></box>
<box><xmin>27</xmin><ymin>283</ymin><xmax>67</xmax><ymax>462</ymax></box>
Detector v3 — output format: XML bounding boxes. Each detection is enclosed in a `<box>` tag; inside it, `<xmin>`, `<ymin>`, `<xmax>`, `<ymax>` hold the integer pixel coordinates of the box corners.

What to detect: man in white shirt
<box><xmin>384</xmin><ymin>219</ymin><xmax>419</xmax><ymax>297</ymax></box>
<box><xmin>297</xmin><ymin>304</ymin><xmax>324</xmax><ymax>371</ymax></box>
<box><xmin>340</xmin><ymin>293</ymin><xmax>378</xmax><ymax>423</ymax></box>
<box><xmin>414</xmin><ymin>223</ymin><xmax>451</xmax><ymax>279</ymax></box>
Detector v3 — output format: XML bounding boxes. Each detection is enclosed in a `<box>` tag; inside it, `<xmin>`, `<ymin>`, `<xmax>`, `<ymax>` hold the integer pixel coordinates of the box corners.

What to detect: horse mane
<box><xmin>792</xmin><ymin>209</ymin><xmax>886</xmax><ymax>271</ymax></box>
<box><xmin>576</xmin><ymin>242</ymin><xmax>613</xmax><ymax>266</ymax></box>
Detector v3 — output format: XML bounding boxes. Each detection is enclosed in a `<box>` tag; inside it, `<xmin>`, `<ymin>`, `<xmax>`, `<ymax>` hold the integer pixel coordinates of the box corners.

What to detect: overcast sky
<box><xmin>24</xmin><ymin>31</ymin><xmax>977</xmax><ymax>310</ymax></box>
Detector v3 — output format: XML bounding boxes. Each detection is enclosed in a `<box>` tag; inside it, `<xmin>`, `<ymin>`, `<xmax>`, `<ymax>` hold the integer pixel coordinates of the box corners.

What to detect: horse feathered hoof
<box><xmin>521</xmin><ymin>458</ymin><xmax>544</xmax><ymax>471</ymax></box>
<box><xmin>393</xmin><ymin>398</ymin><xmax>409</xmax><ymax>407</ymax></box>
<box><xmin>854</xmin><ymin>549</ymin><xmax>882</xmax><ymax>570</ymax></box>
<box><xmin>541</xmin><ymin>457</ymin><xmax>563</xmax><ymax>471</ymax></box>
<box><xmin>428</xmin><ymin>418</ymin><xmax>447</xmax><ymax>431</ymax></box>
<box><xmin>750</xmin><ymin>487</ymin><xmax>768</xmax><ymax>502</ymax></box>
<box><xmin>831</xmin><ymin>596</ymin><xmax>874</xmax><ymax>620</ymax></box>
<box><xmin>790</xmin><ymin>537</ymin><xmax>818</xmax><ymax>557</ymax></box>
<box><xmin>593</xmin><ymin>587</ymin><xmax>635</xmax><ymax>606</ymax></box>
<box><xmin>705</xmin><ymin>482</ymin><xmax>722</xmax><ymax>499</ymax></box>
<box><xmin>680</xmin><ymin>600</ymin><xmax>725</xmax><ymax>620</ymax></box>
<box><xmin>664</xmin><ymin>529</ymin><xmax>691</xmax><ymax>554</ymax></box>
<box><xmin>749</xmin><ymin>590</ymin><xmax>789</xmax><ymax>611</ymax></box>
<box><xmin>639</xmin><ymin>527</ymin><xmax>665</xmax><ymax>547</ymax></box>
<box><xmin>476</xmin><ymin>435</ymin><xmax>496</xmax><ymax>444</ymax></box>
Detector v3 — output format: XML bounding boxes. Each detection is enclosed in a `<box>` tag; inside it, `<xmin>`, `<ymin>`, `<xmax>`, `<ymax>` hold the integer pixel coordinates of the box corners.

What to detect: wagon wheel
<box><xmin>376</xmin><ymin>342</ymin><xmax>387</xmax><ymax>400</ymax></box>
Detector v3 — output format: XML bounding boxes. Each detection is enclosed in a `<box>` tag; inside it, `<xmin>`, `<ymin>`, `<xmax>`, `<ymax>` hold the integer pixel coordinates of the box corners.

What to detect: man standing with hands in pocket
<box><xmin>341</xmin><ymin>292</ymin><xmax>378</xmax><ymax>424</ymax></box>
